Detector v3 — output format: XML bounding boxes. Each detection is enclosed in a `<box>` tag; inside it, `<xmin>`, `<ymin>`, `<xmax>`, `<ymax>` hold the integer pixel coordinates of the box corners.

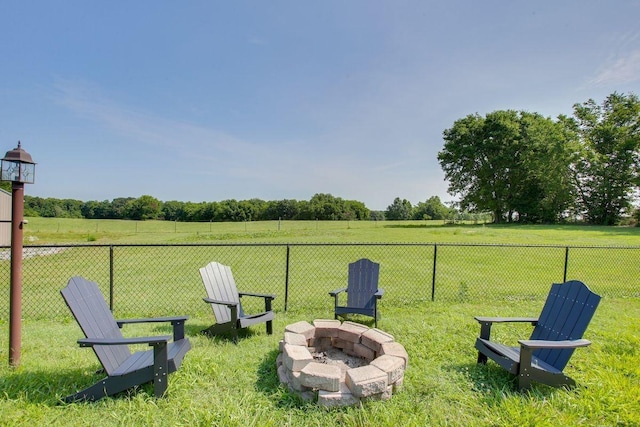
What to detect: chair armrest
<box><xmin>78</xmin><ymin>335</ymin><xmax>171</xmax><ymax>347</ymax></box>
<box><xmin>329</xmin><ymin>288</ymin><xmax>347</xmax><ymax>296</ymax></box>
<box><xmin>116</xmin><ymin>316</ymin><xmax>189</xmax><ymax>341</ymax></box>
<box><xmin>238</xmin><ymin>292</ymin><xmax>276</xmax><ymax>300</ymax></box>
<box><xmin>475</xmin><ymin>316</ymin><xmax>538</xmax><ymax>341</ymax></box>
<box><xmin>116</xmin><ymin>315</ymin><xmax>189</xmax><ymax>326</ymax></box>
<box><xmin>517</xmin><ymin>338</ymin><xmax>592</xmax><ymax>390</ymax></box>
<box><xmin>474</xmin><ymin>316</ymin><xmax>538</xmax><ymax>324</ymax></box>
<box><xmin>375</xmin><ymin>288</ymin><xmax>384</xmax><ymax>298</ymax></box>
<box><xmin>519</xmin><ymin>339</ymin><xmax>591</xmax><ymax>349</ymax></box>
<box><xmin>203</xmin><ymin>297</ymin><xmax>238</xmax><ymax>307</ymax></box>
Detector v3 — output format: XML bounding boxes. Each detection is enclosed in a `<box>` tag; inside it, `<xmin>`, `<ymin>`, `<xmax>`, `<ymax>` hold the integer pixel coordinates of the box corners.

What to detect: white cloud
<box><xmin>590</xmin><ymin>50</ymin><xmax>640</xmax><ymax>86</ymax></box>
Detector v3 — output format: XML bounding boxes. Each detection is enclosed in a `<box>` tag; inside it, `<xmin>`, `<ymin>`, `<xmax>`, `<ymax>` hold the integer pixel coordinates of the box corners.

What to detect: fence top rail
<box><xmin>4</xmin><ymin>242</ymin><xmax>640</xmax><ymax>250</ymax></box>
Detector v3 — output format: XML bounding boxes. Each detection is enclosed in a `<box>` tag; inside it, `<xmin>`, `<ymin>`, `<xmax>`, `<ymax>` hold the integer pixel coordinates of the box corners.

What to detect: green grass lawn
<box><xmin>0</xmin><ymin>298</ymin><xmax>638</xmax><ymax>426</ymax></box>
<box><xmin>0</xmin><ymin>218</ymin><xmax>638</xmax><ymax>426</ymax></box>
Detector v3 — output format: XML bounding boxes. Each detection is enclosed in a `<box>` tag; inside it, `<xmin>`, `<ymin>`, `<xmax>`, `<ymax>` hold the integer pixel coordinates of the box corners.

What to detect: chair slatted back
<box><xmin>200</xmin><ymin>262</ymin><xmax>242</xmax><ymax>324</ymax></box>
<box><xmin>530</xmin><ymin>280</ymin><xmax>601</xmax><ymax>370</ymax></box>
<box><xmin>346</xmin><ymin>259</ymin><xmax>380</xmax><ymax>311</ymax></box>
<box><xmin>61</xmin><ymin>276</ymin><xmax>131</xmax><ymax>375</ymax></box>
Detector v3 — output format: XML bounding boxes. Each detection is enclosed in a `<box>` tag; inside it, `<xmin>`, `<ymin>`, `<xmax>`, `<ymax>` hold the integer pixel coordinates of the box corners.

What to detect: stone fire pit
<box><xmin>276</xmin><ymin>319</ymin><xmax>408</xmax><ymax>407</ymax></box>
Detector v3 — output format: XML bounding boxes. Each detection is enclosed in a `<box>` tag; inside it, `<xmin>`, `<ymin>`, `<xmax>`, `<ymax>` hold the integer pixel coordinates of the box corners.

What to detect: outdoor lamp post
<box><xmin>1</xmin><ymin>141</ymin><xmax>36</xmax><ymax>367</ymax></box>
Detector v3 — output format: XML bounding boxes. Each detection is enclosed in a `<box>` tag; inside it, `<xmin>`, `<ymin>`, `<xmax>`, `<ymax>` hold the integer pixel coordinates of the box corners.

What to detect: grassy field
<box><xmin>0</xmin><ymin>218</ymin><xmax>638</xmax><ymax>426</ymax></box>
<box><xmin>19</xmin><ymin>216</ymin><xmax>640</xmax><ymax>245</ymax></box>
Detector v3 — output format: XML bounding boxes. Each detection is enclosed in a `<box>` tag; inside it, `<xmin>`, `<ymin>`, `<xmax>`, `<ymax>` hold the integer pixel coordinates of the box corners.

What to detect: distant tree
<box><xmin>385</xmin><ymin>197</ymin><xmax>413</xmax><ymax>220</ymax></box>
<box><xmin>508</xmin><ymin>113</ymin><xmax>577</xmax><ymax>223</ymax></box>
<box><xmin>81</xmin><ymin>200</ymin><xmax>112</xmax><ymax>219</ymax></box>
<box><xmin>216</xmin><ymin>199</ymin><xmax>246</xmax><ymax>221</ymax></box>
<box><xmin>24</xmin><ymin>196</ymin><xmax>83</xmax><ymax>218</ymax></box>
<box><xmin>438</xmin><ymin>110</ymin><xmax>575</xmax><ymax>223</ymax></box>
<box><xmin>161</xmin><ymin>200</ymin><xmax>185</xmax><ymax>221</ymax></box>
<box><xmin>308</xmin><ymin>193</ymin><xmax>344</xmax><ymax>220</ymax></box>
<box><xmin>412</xmin><ymin>196</ymin><xmax>453</xmax><ymax>220</ymax></box>
<box><xmin>265</xmin><ymin>199</ymin><xmax>300</xmax><ymax>220</ymax></box>
<box><xmin>127</xmin><ymin>195</ymin><xmax>162</xmax><ymax>220</ymax></box>
<box><xmin>110</xmin><ymin>197</ymin><xmax>136</xmax><ymax>219</ymax></box>
<box><xmin>571</xmin><ymin>92</ymin><xmax>640</xmax><ymax>225</ymax></box>
<box><xmin>239</xmin><ymin>198</ymin><xmax>267</xmax><ymax>221</ymax></box>
<box><xmin>182</xmin><ymin>201</ymin><xmax>208</xmax><ymax>221</ymax></box>
<box><xmin>369</xmin><ymin>210</ymin><xmax>385</xmax><ymax>221</ymax></box>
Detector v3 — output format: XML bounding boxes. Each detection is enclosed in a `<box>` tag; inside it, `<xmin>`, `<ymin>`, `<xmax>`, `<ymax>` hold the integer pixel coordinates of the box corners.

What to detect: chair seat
<box><xmin>476</xmin><ymin>338</ymin><xmax>563</xmax><ymax>374</ymax></box>
<box><xmin>238</xmin><ymin>311</ymin><xmax>275</xmax><ymax>328</ymax></box>
<box><xmin>112</xmin><ymin>338</ymin><xmax>191</xmax><ymax>376</ymax></box>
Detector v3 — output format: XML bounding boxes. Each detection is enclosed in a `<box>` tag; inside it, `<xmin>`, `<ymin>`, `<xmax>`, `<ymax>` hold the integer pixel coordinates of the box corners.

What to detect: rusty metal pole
<box><xmin>9</xmin><ymin>180</ymin><xmax>24</xmax><ymax>367</ymax></box>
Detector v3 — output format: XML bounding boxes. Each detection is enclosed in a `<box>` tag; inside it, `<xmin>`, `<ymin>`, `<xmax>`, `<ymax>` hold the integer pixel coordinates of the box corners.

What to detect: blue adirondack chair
<box><xmin>61</xmin><ymin>276</ymin><xmax>191</xmax><ymax>402</ymax></box>
<box><xmin>329</xmin><ymin>258</ymin><xmax>384</xmax><ymax>327</ymax></box>
<box><xmin>475</xmin><ymin>280</ymin><xmax>601</xmax><ymax>390</ymax></box>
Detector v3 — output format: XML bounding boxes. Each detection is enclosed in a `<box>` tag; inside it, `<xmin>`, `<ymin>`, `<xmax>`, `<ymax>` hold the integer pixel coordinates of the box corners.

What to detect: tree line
<box><xmin>16</xmin><ymin>192</ymin><xmax>456</xmax><ymax>222</ymax></box>
<box><xmin>438</xmin><ymin>92</ymin><xmax>640</xmax><ymax>225</ymax></box>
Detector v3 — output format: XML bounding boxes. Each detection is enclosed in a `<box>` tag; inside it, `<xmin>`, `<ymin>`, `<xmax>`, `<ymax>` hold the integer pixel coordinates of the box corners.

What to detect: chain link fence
<box><xmin>1</xmin><ymin>243</ymin><xmax>638</xmax><ymax>320</ymax></box>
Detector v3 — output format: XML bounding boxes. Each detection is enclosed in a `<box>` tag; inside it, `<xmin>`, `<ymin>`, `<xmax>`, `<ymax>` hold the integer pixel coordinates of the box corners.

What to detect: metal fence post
<box><xmin>284</xmin><ymin>244</ymin><xmax>290</xmax><ymax>312</ymax></box>
<box><xmin>431</xmin><ymin>244</ymin><xmax>437</xmax><ymax>301</ymax></box>
<box><xmin>109</xmin><ymin>245</ymin><xmax>114</xmax><ymax>311</ymax></box>
<box><xmin>563</xmin><ymin>246</ymin><xmax>569</xmax><ymax>282</ymax></box>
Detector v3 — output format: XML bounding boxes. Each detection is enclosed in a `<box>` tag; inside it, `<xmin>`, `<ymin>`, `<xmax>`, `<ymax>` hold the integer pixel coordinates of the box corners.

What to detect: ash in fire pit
<box><xmin>276</xmin><ymin>319</ymin><xmax>409</xmax><ymax>407</ymax></box>
<box><xmin>312</xmin><ymin>347</ymin><xmax>369</xmax><ymax>372</ymax></box>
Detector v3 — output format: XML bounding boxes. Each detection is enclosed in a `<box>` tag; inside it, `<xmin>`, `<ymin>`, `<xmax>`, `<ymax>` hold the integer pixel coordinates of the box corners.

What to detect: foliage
<box><xmin>438</xmin><ymin>110</ymin><xmax>575</xmax><ymax>223</ymax></box>
<box><xmin>23</xmin><ymin>193</ymin><xmax>375</xmax><ymax>222</ymax></box>
<box><xmin>412</xmin><ymin>196</ymin><xmax>455</xmax><ymax>220</ymax></box>
<box><xmin>385</xmin><ymin>197</ymin><xmax>413</xmax><ymax>220</ymax></box>
<box><xmin>570</xmin><ymin>92</ymin><xmax>640</xmax><ymax>225</ymax></box>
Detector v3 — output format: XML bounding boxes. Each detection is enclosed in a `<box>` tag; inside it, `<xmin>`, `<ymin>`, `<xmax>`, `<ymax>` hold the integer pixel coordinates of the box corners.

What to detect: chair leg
<box><xmin>152</xmin><ymin>342</ymin><xmax>169</xmax><ymax>398</ymax></box>
<box><xmin>266</xmin><ymin>320</ymin><xmax>273</xmax><ymax>335</ymax></box>
<box><xmin>477</xmin><ymin>353</ymin><xmax>488</xmax><ymax>364</ymax></box>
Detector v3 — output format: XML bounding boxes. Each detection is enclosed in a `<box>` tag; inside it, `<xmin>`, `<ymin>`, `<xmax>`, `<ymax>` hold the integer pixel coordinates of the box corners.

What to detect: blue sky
<box><xmin>1</xmin><ymin>2</ymin><xmax>639</xmax><ymax>210</ymax></box>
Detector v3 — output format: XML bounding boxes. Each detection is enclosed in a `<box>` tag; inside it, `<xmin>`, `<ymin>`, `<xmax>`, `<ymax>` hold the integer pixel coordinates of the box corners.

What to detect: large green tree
<box><xmin>438</xmin><ymin>110</ymin><xmax>575</xmax><ymax>223</ymax></box>
<box><xmin>571</xmin><ymin>92</ymin><xmax>640</xmax><ymax>225</ymax></box>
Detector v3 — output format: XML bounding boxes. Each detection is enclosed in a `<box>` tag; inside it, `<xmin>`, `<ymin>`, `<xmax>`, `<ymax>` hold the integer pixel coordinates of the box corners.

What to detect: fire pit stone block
<box><xmin>338</xmin><ymin>321</ymin><xmax>369</xmax><ymax>343</ymax></box>
<box><xmin>285</xmin><ymin>320</ymin><xmax>316</xmax><ymax>340</ymax></box>
<box><xmin>300</xmin><ymin>362</ymin><xmax>341</xmax><ymax>392</ymax></box>
<box><xmin>345</xmin><ymin>365</ymin><xmax>388</xmax><ymax>398</ymax></box>
<box><xmin>318</xmin><ymin>383</ymin><xmax>359</xmax><ymax>407</ymax></box>
<box><xmin>380</xmin><ymin>342</ymin><xmax>409</xmax><ymax>369</ymax></box>
<box><xmin>361</xmin><ymin>328</ymin><xmax>395</xmax><ymax>354</ymax></box>
<box><xmin>354</xmin><ymin>342</ymin><xmax>376</xmax><ymax>360</ymax></box>
<box><xmin>370</xmin><ymin>354</ymin><xmax>405</xmax><ymax>384</ymax></box>
<box><xmin>283</xmin><ymin>343</ymin><xmax>313</xmax><ymax>372</ymax></box>
<box><xmin>284</xmin><ymin>331</ymin><xmax>308</xmax><ymax>346</ymax></box>
<box><xmin>313</xmin><ymin>319</ymin><xmax>341</xmax><ymax>338</ymax></box>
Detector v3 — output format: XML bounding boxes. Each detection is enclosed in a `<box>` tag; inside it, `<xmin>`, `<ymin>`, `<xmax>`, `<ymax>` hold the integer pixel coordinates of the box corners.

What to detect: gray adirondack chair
<box><xmin>200</xmin><ymin>261</ymin><xmax>276</xmax><ymax>343</ymax></box>
<box><xmin>61</xmin><ymin>276</ymin><xmax>191</xmax><ymax>402</ymax></box>
<box><xmin>475</xmin><ymin>280</ymin><xmax>601</xmax><ymax>390</ymax></box>
<box><xmin>329</xmin><ymin>258</ymin><xmax>384</xmax><ymax>327</ymax></box>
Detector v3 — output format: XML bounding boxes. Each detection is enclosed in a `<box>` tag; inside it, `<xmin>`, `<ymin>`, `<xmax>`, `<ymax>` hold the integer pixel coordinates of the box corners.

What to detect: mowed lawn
<box><xmin>0</xmin><ymin>218</ymin><xmax>638</xmax><ymax>426</ymax></box>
